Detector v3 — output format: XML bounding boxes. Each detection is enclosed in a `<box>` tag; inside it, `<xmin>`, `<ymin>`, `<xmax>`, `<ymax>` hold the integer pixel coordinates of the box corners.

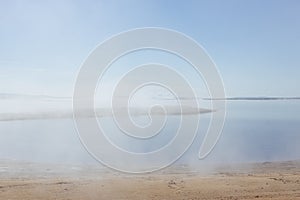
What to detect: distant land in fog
<box><xmin>202</xmin><ymin>97</ymin><xmax>300</xmax><ymax>100</ymax></box>
<box><xmin>1</xmin><ymin>93</ymin><xmax>300</xmax><ymax>101</ymax></box>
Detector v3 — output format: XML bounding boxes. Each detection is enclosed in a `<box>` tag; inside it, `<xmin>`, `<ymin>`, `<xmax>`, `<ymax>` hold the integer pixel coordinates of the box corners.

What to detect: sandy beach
<box><xmin>0</xmin><ymin>160</ymin><xmax>299</xmax><ymax>200</ymax></box>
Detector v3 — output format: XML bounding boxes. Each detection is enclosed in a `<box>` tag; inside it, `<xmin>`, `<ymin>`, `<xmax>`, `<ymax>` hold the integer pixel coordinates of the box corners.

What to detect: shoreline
<box><xmin>0</xmin><ymin>160</ymin><xmax>299</xmax><ymax>200</ymax></box>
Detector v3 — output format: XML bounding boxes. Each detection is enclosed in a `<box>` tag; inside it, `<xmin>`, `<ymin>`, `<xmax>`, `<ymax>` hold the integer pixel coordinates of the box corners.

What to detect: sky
<box><xmin>0</xmin><ymin>0</ymin><xmax>300</xmax><ymax>97</ymax></box>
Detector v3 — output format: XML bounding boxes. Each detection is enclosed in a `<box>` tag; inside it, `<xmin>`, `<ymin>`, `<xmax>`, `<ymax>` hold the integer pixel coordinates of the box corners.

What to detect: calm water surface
<box><xmin>0</xmin><ymin>100</ymin><xmax>299</xmax><ymax>165</ymax></box>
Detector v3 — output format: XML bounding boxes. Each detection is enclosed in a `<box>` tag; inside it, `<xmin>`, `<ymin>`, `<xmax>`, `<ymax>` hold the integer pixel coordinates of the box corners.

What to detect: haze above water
<box><xmin>0</xmin><ymin>97</ymin><xmax>299</xmax><ymax>167</ymax></box>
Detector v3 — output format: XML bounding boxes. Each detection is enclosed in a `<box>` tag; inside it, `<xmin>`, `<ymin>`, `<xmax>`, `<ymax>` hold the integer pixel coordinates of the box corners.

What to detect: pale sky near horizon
<box><xmin>0</xmin><ymin>0</ymin><xmax>299</xmax><ymax>97</ymax></box>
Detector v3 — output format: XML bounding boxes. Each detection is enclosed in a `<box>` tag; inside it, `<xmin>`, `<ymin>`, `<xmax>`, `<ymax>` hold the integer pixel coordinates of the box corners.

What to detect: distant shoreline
<box><xmin>1</xmin><ymin>93</ymin><xmax>300</xmax><ymax>101</ymax></box>
<box><xmin>203</xmin><ymin>97</ymin><xmax>300</xmax><ymax>101</ymax></box>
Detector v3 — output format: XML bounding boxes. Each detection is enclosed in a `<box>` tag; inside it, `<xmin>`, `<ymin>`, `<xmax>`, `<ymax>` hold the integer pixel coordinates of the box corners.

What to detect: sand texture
<box><xmin>0</xmin><ymin>160</ymin><xmax>299</xmax><ymax>200</ymax></box>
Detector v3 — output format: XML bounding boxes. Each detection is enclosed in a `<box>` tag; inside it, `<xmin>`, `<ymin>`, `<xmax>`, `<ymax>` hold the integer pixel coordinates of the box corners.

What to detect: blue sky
<box><xmin>0</xmin><ymin>0</ymin><xmax>299</xmax><ymax>97</ymax></box>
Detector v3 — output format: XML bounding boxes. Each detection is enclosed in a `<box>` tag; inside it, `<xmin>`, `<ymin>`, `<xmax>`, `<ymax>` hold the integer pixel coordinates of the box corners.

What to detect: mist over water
<box><xmin>195</xmin><ymin>100</ymin><xmax>300</xmax><ymax>163</ymax></box>
<box><xmin>0</xmin><ymin>98</ymin><xmax>299</xmax><ymax>168</ymax></box>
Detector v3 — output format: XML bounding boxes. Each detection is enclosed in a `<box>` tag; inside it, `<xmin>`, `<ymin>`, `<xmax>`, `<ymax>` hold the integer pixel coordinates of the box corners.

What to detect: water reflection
<box><xmin>0</xmin><ymin>100</ymin><xmax>299</xmax><ymax>165</ymax></box>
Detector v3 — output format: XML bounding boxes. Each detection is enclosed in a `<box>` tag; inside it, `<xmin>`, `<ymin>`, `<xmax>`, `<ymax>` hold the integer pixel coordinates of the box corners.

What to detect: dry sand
<box><xmin>0</xmin><ymin>160</ymin><xmax>299</xmax><ymax>200</ymax></box>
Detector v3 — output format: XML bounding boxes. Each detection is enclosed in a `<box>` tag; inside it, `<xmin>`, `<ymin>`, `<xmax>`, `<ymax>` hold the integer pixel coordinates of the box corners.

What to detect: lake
<box><xmin>0</xmin><ymin>100</ymin><xmax>299</xmax><ymax>166</ymax></box>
